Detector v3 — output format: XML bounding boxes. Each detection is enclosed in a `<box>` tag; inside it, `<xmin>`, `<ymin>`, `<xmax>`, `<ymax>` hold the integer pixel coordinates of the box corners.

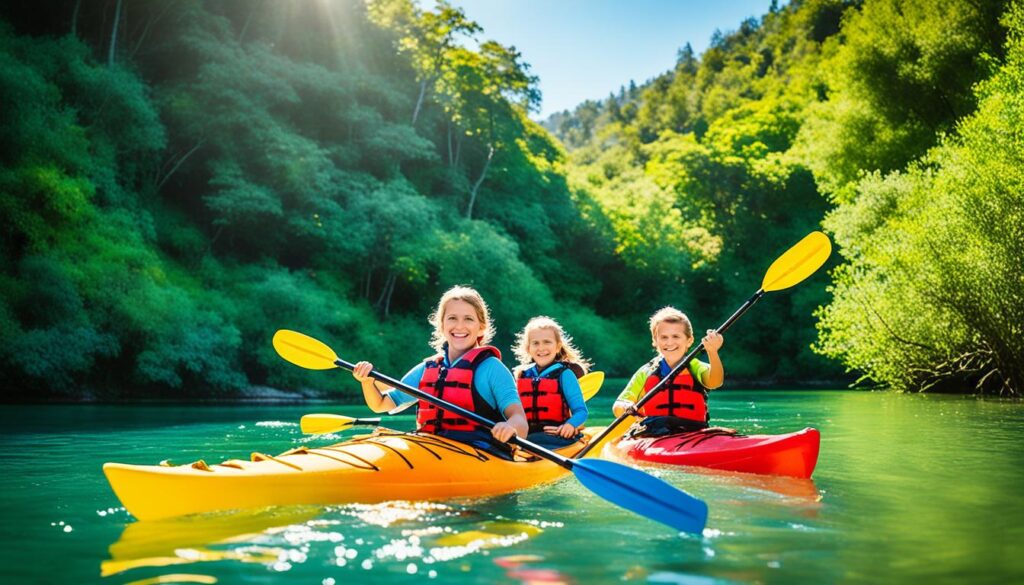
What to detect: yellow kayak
<box><xmin>104</xmin><ymin>429</ymin><xmax>587</xmax><ymax>521</ymax></box>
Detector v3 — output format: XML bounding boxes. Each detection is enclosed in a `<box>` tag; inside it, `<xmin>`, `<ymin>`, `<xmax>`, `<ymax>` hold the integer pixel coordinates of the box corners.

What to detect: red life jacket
<box><xmin>638</xmin><ymin>358</ymin><xmax>709</xmax><ymax>423</ymax></box>
<box><xmin>416</xmin><ymin>346</ymin><xmax>502</xmax><ymax>434</ymax></box>
<box><xmin>516</xmin><ymin>362</ymin><xmax>581</xmax><ymax>431</ymax></box>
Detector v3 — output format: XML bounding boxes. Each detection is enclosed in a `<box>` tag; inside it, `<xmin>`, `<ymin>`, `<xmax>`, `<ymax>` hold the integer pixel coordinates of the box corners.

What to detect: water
<box><xmin>1</xmin><ymin>391</ymin><xmax>1022</xmax><ymax>584</ymax></box>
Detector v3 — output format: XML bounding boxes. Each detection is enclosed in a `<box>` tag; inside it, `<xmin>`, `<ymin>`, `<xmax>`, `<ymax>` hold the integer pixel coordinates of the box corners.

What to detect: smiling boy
<box><xmin>612</xmin><ymin>307</ymin><xmax>724</xmax><ymax>436</ymax></box>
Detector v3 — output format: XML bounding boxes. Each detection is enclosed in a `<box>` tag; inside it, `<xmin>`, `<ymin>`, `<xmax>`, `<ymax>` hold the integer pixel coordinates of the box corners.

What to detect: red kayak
<box><xmin>606</xmin><ymin>427</ymin><xmax>820</xmax><ymax>478</ymax></box>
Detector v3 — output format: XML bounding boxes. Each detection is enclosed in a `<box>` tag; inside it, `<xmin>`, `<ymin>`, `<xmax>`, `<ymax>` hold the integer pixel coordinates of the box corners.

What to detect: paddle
<box><xmin>273</xmin><ymin>330</ymin><xmax>708</xmax><ymax>534</ymax></box>
<box><xmin>384</xmin><ymin>370</ymin><xmax>605</xmax><ymax>414</ymax></box>
<box><xmin>299</xmin><ymin>414</ymin><xmax>381</xmax><ymax>435</ymax></box>
<box><xmin>303</xmin><ymin>371</ymin><xmax>600</xmax><ymax>434</ymax></box>
<box><xmin>576</xmin><ymin>231</ymin><xmax>832</xmax><ymax>459</ymax></box>
<box><xmin>580</xmin><ymin>371</ymin><xmax>605</xmax><ymax>401</ymax></box>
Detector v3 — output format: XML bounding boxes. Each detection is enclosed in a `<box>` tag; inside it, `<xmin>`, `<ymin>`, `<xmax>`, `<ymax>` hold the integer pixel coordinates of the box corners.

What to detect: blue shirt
<box><xmin>520</xmin><ymin>363</ymin><xmax>589</xmax><ymax>428</ymax></box>
<box><xmin>387</xmin><ymin>355</ymin><xmax>520</xmax><ymax>416</ymax></box>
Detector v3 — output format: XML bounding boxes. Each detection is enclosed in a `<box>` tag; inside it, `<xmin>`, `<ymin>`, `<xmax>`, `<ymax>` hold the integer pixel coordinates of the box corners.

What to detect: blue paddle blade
<box><xmin>571</xmin><ymin>458</ymin><xmax>708</xmax><ymax>534</ymax></box>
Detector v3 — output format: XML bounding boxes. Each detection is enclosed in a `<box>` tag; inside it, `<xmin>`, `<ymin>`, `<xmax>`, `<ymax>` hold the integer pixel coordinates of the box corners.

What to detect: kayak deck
<box><xmin>104</xmin><ymin>429</ymin><xmax>586</xmax><ymax>521</ymax></box>
<box><xmin>607</xmin><ymin>427</ymin><xmax>820</xmax><ymax>478</ymax></box>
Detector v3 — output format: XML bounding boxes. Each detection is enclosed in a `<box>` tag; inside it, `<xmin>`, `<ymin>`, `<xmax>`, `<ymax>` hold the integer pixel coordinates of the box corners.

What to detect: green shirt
<box><xmin>615</xmin><ymin>358</ymin><xmax>711</xmax><ymax>404</ymax></box>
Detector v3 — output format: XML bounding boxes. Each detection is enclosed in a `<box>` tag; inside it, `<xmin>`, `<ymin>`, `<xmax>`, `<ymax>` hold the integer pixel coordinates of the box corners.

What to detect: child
<box><xmin>511</xmin><ymin>316</ymin><xmax>591</xmax><ymax>447</ymax></box>
<box><xmin>613</xmin><ymin>307</ymin><xmax>724</xmax><ymax>437</ymax></box>
<box><xmin>351</xmin><ymin>285</ymin><xmax>528</xmax><ymax>453</ymax></box>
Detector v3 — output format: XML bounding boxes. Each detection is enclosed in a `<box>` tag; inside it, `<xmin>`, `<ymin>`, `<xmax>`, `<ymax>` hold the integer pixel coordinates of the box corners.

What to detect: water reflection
<box><xmin>691</xmin><ymin>467</ymin><xmax>821</xmax><ymax>504</ymax></box>
<box><xmin>102</xmin><ymin>506</ymin><xmax>321</xmax><ymax>577</ymax></box>
<box><xmin>102</xmin><ymin>500</ymin><xmax>553</xmax><ymax>582</ymax></box>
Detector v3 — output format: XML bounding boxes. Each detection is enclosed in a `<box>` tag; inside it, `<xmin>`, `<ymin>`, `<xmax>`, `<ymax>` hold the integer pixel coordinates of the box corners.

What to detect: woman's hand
<box><xmin>491</xmin><ymin>421</ymin><xmax>518</xmax><ymax>443</ymax></box>
<box><xmin>352</xmin><ymin>361</ymin><xmax>374</xmax><ymax>383</ymax></box>
<box><xmin>544</xmin><ymin>423</ymin><xmax>577</xmax><ymax>438</ymax></box>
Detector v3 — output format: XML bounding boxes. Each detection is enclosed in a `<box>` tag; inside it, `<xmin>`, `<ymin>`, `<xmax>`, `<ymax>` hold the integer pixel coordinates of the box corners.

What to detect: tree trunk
<box><xmin>382</xmin><ymin>273</ymin><xmax>397</xmax><ymax>318</ymax></box>
<box><xmin>374</xmin><ymin>271</ymin><xmax>397</xmax><ymax>318</ymax></box>
<box><xmin>466</xmin><ymin>145</ymin><xmax>494</xmax><ymax>219</ymax></box>
<box><xmin>156</xmin><ymin>141</ymin><xmax>204</xmax><ymax>193</ymax></box>
<box><xmin>71</xmin><ymin>0</ymin><xmax>81</xmax><ymax>37</ymax></box>
<box><xmin>239</xmin><ymin>1</ymin><xmax>259</xmax><ymax>43</ymax></box>
<box><xmin>447</xmin><ymin>120</ymin><xmax>454</xmax><ymax>166</ymax></box>
<box><xmin>411</xmin><ymin>79</ymin><xmax>428</xmax><ymax>126</ymax></box>
<box><xmin>108</xmin><ymin>0</ymin><xmax>123</xmax><ymax>66</ymax></box>
<box><xmin>130</xmin><ymin>1</ymin><xmax>176</xmax><ymax>59</ymax></box>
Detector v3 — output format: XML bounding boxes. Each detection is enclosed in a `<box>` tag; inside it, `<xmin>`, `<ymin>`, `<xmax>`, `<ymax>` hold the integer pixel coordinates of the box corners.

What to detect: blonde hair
<box><xmin>512</xmin><ymin>316</ymin><xmax>591</xmax><ymax>376</ymax></box>
<box><xmin>648</xmin><ymin>306</ymin><xmax>694</xmax><ymax>347</ymax></box>
<box><xmin>428</xmin><ymin>285</ymin><xmax>496</xmax><ymax>352</ymax></box>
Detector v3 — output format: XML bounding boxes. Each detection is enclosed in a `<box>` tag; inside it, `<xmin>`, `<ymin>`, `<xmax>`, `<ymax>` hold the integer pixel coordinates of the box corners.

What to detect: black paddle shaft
<box><xmin>576</xmin><ymin>288</ymin><xmax>766</xmax><ymax>458</ymax></box>
<box><xmin>335</xmin><ymin>358</ymin><xmax>575</xmax><ymax>471</ymax></box>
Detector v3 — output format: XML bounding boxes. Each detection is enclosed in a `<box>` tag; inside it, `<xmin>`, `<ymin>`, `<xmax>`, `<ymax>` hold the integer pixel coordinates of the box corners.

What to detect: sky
<box><xmin>435</xmin><ymin>0</ymin><xmax>780</xmax><ymax>120</ymax></box>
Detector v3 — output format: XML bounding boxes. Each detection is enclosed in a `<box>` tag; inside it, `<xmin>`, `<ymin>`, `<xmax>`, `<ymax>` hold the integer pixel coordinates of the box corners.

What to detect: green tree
<box><xmin>816</xmin><ymin>4</ymin><xmax>1024</xmax><ymax>395</ymax></box>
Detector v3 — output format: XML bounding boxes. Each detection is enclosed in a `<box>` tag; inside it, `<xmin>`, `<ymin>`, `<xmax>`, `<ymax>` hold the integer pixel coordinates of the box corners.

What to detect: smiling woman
<box><xmin>350</xmin><ymin>285</ymin><xmax>529</xmax><ymax>450</ymax></box>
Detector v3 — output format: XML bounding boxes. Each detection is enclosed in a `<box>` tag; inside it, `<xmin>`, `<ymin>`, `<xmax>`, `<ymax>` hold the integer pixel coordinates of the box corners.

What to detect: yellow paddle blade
<box><xmin>272</xmin><ymin>330</ymin><xmax>339</xmax><ymax>370</ymax></box>
<box><xmin>300</xmin><ymin>414</ymin><xmax>357</xmax><ymax>434</ymax></box>
<box><xmin>579</xmin><ymin>371</ymin><xmax>605</xmax><ymax>401</ymax></box>
<box><xmin>761</xmin><ymin>231</ymin><xmax>832</xmax><ymax>292</ymax></box>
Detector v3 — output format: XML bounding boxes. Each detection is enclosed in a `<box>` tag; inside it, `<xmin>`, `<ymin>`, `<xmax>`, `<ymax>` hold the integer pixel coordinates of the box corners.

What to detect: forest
<box><xmin>1</xmin><ymin>0</ymin><xmax>1020</xmax><ymax>400</ymax></box>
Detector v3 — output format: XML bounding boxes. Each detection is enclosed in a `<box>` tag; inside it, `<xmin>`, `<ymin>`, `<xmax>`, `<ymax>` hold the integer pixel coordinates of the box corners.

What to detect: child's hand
<box><xmin>491</xmin><ymin>421</ymin><xmax>518</xmax><ymax>443</ymax></box>
<box><xmin>544</xmin><ymin>424</ymin><xmax>577</xmax><ymax>438</ymax></box>
<box><xmin>352</xmin><ymin>361</ymin><xmax>375</xmax><ymax>383</ymax></box>
<box><xmin>613</xmin><ymin>400</ymin><xmax>638</xmax><ymax>418</ymax></box>
<box><xmin>702</xmin><ymin>330</ymin><xmax>723</xmax><ymax>352</ymax></box>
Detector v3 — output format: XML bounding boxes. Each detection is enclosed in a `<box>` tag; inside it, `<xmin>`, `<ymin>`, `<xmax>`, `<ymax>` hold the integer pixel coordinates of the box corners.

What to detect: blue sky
<box><xmin>437</xmin><ymin>0</ymin><xmax>779</xmax><ymax>119</ymax></box>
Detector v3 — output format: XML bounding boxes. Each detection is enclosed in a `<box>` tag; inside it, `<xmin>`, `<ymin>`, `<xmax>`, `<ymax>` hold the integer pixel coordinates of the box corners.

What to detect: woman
<box><xmin>350</xmin><ymin>285</ymin><xmax>527</xmax><ymax>453</ymax></box>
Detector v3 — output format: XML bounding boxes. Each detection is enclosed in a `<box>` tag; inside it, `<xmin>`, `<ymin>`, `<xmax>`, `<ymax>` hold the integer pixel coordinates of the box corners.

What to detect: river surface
<box><xmin>1</xmin><ymin>390</ymin><xmax>1021</xmax><ymax>584</ymax></box>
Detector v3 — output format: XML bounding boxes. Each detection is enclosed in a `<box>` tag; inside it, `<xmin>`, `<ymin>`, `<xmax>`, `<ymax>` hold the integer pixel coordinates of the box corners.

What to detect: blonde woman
<box><xmin>512</xmin><ymin>316</ymin><xmax>591</xmax><ymax>447</ymax></box>
<box><xmin>351</xmin><ymin>286</ymin><xmax>527</xmax><ymax>452</ymax></box>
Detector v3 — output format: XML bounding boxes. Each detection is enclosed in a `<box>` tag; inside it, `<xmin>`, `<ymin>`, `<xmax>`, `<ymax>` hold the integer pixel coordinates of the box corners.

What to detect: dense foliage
<box><xmin>1</xmin><ymin>0</ymin><xmax>1019</xmax><ymax>399</ymax></box>
<box><xmin>813</xmin><ymin>3</ymin><xmax>1024</xmax><ymax>395</ymax></box>
<box><xmin>0</xmin><ymin>0</ymin><xmax>636</xmax><ymax>400</ymax></box>
<box><xmin>548</xmin><ymin>0</ymin><xmax>1020</xmax><ymax>395</ymax></box>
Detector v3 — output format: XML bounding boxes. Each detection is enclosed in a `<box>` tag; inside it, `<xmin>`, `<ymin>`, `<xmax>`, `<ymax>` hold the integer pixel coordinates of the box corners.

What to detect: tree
<box><xmin>439</xmin><ymin>40</ymin><xmax>540</xmax><ymax>218</ymax></box>
<box><xmin>369</xmin><ymin>0</ymin><xmax>482</xmax><ymax>126</ymax></box>
<box><xmin>816</xmin><ymin>3</ymin><xmax>1024</xmax><ymax>395</ymax></box>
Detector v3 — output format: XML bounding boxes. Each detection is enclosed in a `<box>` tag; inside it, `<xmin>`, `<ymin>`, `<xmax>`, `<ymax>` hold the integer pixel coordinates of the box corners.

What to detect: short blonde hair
<box><xmin>648</xmin><ymin>306</ymin><xmax>693</xmax><ymax>344</ymax></box>
<box><xmin>512</xmin><ymin>316</ymin><xmax>591</xmax><ymax>375</ymax></box>
<box><xmin>428</xmin><ymin>285</ymin><xmax>496</xmax><ymax>352</ymax></box>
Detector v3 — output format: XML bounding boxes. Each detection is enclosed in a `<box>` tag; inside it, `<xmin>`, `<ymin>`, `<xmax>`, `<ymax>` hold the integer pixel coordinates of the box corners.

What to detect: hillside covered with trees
<box><xmin>1</xmin><ymin>0</ymin><xmax>1020</xmax><ymax>400</ymax></box>
<box><xmin>547</xmin><ymin>0</ymin><xmax>1022</xmax><ymax>396</ymax></box>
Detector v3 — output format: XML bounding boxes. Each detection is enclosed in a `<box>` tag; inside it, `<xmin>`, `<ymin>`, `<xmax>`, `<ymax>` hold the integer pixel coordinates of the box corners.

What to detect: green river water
<box><xmin>1</xmin><ymin>390</ymin><xmax>1021</xmax><ymax>584</ymax></box>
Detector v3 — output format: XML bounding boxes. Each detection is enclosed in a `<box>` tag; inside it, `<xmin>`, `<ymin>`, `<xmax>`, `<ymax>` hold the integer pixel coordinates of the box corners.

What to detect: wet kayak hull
<box><xmin>606</xmin><ymin>427</ymin><xmax>819</xmax><ymax>478</ymax></box>
<box><xmin>104</xmin><ymin>429</ymin><xmax>585</xmax><ymax>521</ymax></box>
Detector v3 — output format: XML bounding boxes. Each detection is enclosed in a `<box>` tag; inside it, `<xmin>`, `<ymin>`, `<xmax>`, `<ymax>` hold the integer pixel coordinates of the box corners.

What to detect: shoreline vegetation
<box><xmin>5</xmin><ymin>381</ymin><xmax>889</xmax><ymax>405</ymax></box>
<box><xmin>2</xmin><ymin>0</ymin><xmax>1021</xmax><ymax>401</ymax></box>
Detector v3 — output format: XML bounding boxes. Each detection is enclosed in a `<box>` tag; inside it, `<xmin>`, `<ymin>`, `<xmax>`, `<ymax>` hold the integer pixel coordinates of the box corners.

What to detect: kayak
<box><xmin>103</xmin><ymin>428</ymin><xmax>586</xmax><ymax>521</ymax></box>
<box><xmin>604</xmin><ymin>427</ymin><xmax>820</xmax><ymax>479</ymax></box>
